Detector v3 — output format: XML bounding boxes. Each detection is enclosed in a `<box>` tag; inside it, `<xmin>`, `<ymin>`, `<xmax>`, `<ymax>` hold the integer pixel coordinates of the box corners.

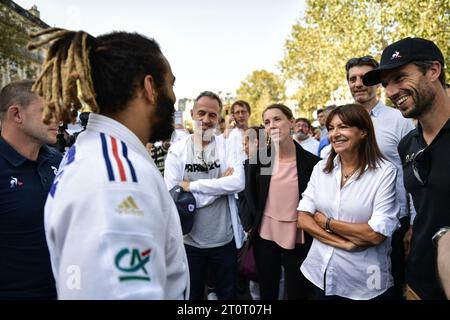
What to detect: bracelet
<box><xmin>325</xmin><ymin>217</ymin><xmax>333</xmax><ymax>233</ymax></box>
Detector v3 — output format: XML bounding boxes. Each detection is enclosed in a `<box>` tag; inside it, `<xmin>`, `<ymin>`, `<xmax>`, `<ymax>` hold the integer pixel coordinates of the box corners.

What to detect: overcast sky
<box><xmin>15</xmin><ymin>0</ymin><xmax>305</xmax><ymax>100</ymax></box>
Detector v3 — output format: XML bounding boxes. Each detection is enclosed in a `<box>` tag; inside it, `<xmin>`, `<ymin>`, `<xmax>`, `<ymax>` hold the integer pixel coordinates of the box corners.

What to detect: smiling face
<box><xmin>381</xmin><ymin>63</ymin><xmax>436</xmax><ymax>119</ymax></box>
<box><xmin>328</xmin><ymin>114</ymin><xmax>366</xmax><ymax>157</ymax></box>
<box><xmin>191</xmin><ymin>96</ymin><xmax>220</xmax><ymax>139</ymax></box>
<box><xmin>348</xmin><ymin>65</ymin><xmax>379</xmax><ymax>107</ymax></box>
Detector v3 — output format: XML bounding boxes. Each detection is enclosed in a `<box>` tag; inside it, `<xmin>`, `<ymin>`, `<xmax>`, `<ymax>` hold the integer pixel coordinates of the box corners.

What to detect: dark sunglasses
<box><xmin>411</xmin><ymin>147</ymin><xmax>431</xmax><ymax>186</ymax></box>
<box><xmin>345</xmin><ymin>55</ymin><xmax>379</xmax><ymax>71</ymax></box>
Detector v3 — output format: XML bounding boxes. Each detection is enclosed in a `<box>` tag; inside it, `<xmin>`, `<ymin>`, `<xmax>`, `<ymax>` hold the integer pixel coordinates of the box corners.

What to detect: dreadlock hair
<box><xmin>28</xmin><ymin>28</ymin><xmax>167</xmax><ymax>124</ymax></box>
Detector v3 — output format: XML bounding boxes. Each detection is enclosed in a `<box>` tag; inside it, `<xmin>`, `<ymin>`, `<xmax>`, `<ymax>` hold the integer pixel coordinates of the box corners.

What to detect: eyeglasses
<box><xmin>345</xmin><ymin>55</ymin><xmax>379</xmax><ymax>71</ymax></box>
<box><xmin>233</xmin><ymin>110</ymin><xmax>248</xmax><ymax>116</ymax></box>
<box><xmin>411</xmin><ymin>147</ymin><xmax>431</xmax><ymax>186</ymax></box>
<box><xmin>295</xmin><ymin>123</ymin><xmax>309</xmax><ymax>129</ymax></box>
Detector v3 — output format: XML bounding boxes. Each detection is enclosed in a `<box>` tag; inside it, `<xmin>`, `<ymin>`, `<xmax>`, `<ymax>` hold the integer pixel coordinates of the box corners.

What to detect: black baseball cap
<box><xmin>363</xmin><ymin>37</ymin><xmax>445</xmax><ymax>86</ymax></box>
<box><xmin>169</xmin><ymin>185</ymin><xmax>197</xmax><ymax>235</ymax></box>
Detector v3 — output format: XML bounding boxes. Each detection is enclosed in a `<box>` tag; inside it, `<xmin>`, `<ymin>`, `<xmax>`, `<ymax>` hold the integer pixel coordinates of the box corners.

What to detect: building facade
<box><xmin>0</xmin><ymin>0</ymin><xmax>49</xmax><ymax>89</ymax></box>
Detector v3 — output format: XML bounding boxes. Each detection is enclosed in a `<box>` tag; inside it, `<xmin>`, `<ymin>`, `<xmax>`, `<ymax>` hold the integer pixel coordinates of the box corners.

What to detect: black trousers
<box><xmin>390</xmin><ymin>216</ymin><xmax>410</xmax><ymax>299</ymax></box>
<box><xmin>253</xmin><ymin>233</ymin><xmax>311</xmax><ymax>300</ymax></box>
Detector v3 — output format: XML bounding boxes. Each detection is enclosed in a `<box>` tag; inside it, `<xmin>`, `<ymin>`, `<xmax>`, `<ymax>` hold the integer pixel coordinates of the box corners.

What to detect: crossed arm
<box><xmin>297</xmin><ymin>211</ymin><xmax>386</xmax><ymax>251</ymax></box>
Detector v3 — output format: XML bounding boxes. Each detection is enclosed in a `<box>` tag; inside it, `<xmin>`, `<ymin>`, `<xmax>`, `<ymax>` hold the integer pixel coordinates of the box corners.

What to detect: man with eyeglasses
<box><xmin>345</xmin><ymin>54</ymin><xmax>415</xmax><ymax>299</ymax></box>
<box><xmin>294</xmin><ymin>118</ymin><xmax>319</xmax><ymax>155</ymax></box>
<box><xmin>363</xmin><ymin>37</ymin><xmax>450</xmax><ymax>300</ymax></box>
<box><xmin>164</xmin><ymin>91</ymin><xmax>245</xmax><ymax>300</ymax></box>
<box><xmin>225</xmin><ymin>100</ymin><xmax>251</xmax><ymax>162</ymax></box>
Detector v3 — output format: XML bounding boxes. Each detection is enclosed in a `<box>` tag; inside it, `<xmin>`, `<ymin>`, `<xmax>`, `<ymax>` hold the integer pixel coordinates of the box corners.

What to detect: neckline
<box><xmin>342</xmin><ymin>168</ymin><xmax>358</xmax><ymax>183</ymax></box>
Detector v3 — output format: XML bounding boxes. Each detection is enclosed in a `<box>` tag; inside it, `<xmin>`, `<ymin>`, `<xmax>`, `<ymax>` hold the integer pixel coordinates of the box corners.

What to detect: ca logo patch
<box><xmin>115</xmin><ymin>248</ymin><xmax>151</xmax><ymax>282</ymax></box>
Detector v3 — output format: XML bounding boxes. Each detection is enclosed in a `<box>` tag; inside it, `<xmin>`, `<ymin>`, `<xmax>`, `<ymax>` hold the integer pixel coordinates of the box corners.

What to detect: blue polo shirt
<box><xmin>0</xmin><ymin>137</ymin><xmax>62</xmax><ymax>299</ymax></box>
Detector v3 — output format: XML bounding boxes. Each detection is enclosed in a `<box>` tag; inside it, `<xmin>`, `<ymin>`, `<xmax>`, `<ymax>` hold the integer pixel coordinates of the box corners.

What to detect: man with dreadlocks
<box><xmin>29</xmin><ymin>28</ymin><xmax>189</xmax><ymax>299</ymax></box>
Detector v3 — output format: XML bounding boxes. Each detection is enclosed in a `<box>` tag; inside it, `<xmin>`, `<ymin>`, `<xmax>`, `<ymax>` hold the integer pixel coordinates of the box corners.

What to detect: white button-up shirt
<box><xmin>370</xmin><ymin>101</ymin><xmax>415</xmax><ymax>219</ymax></box>
<box><xmin>297</xmin><ymin>157</ymin><xmax>399</xmax><ymax>300</ymax></box>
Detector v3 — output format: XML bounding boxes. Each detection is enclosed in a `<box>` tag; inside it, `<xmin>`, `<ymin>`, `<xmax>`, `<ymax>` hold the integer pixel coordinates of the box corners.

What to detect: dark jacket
<box><xmin>239</xmin><ymin>141</ymin><xmax>320</xmax><ymax>245</ymax></box>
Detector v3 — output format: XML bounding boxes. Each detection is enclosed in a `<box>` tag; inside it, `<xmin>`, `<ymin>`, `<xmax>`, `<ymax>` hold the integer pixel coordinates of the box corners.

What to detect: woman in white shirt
<box><xmin>297</xmin><ymin>104</ymin><xmax>399</xmax><ymax>300</ymax></box>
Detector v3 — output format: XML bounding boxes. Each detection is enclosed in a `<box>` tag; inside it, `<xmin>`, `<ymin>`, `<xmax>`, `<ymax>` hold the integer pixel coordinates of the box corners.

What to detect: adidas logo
<box><xmin>117</xmin><ymin>196</ymin><xmax>143</xmax><ymax>216</ymax></box>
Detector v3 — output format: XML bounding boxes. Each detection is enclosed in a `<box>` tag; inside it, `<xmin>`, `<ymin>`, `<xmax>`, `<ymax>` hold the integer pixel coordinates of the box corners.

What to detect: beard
<box><xmin>295</xmin><ymin>132</ymin><xmax>308</xmax><ymax>141</ymax></box>
<box><xmin>149</xmin><ymin>89</ymin><xmax>175</xmax><ymax>143</ymax></box>
<box><xmin>401</xmin><ymin>81</ymin><xmax>435</xmax><ymax>118</ymax></box>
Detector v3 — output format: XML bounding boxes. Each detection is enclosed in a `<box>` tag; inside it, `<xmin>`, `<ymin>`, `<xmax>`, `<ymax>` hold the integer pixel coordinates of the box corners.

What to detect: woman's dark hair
<box><xmin>324</xmin><ymin>104</ymin><xmax>384</xmax><ymax>179</ymax></box>
<box><xmin>28</xmin><ymin>28</ymin><xmax>167</xmax><ymax>124</ymax></box>
<box><xmin>262</xmin><ymin>103</ymin><xmax>293</xmax><ymax>120</ymax></box>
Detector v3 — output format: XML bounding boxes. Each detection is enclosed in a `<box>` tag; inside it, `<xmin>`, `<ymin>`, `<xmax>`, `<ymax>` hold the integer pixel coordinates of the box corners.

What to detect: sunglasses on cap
<box><xmin>345</xmin><ymin>55</ymin><xmax>379</xmax><ymax>71</ymax></box>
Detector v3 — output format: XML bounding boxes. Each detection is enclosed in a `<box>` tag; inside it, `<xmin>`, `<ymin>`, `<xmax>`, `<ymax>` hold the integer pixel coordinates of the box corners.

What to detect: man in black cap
<box><xmin>345</xmin><ymin>55</ymin><xmax>415</xmax><ymax>300</ymax></box>
<box><xmin>363</xmin><ymin>37</ymin><xmax>450</xmax><ymax>300</ymax></box>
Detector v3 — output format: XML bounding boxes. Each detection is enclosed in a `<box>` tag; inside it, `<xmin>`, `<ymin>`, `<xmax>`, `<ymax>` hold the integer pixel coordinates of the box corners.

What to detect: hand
<box><xmin>343</xmin><ymin>241</ymin><xmax>363</xmax><ymax>252</ymax></box>
<box><xmin>179</xmin><ymin>181</ymin><xmax>190</xmax><ymax>192</ymax></box>
<box><xmin>226</xmin><ymin>115</ymin><xmax>236</xmax><ymax>129</ymax></box>
<box><xmin>403</xmin><ymin>225</ymin><xmax>413</xmax><ymax>258</ymax></box>
<box><xmin>223</xmin><ymin>115</ymin><xmax>235</xmax><ymax>138</ymax></box>
<box><xmin>313</xmin><ymin>211</ymin><xmax>327</xmax><ymax>229</ymax></box>
<box><xmin>145</xmin><ymin>142</ymin><xmax>153</xmax><ymax>153</ymax></box>
<box><xmin>221</xmin><ymin>167</ymin><xmax>234</xmax><ymax>177</ymax></box>
<box><xmin>297</xmin><ymin>212</ymin><xmax>303</xmax><ymax>229</ymax></box>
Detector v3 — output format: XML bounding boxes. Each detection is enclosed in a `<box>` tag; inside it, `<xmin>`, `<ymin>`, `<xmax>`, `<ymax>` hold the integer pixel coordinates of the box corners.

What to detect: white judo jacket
<box><xmin>164</xmin><ymin>134</ymin><xmax>246</xmax><ymax>249</ymax></box>
<box><xmin>44</xmin><ymin>114</ymin><xmax>189</xmax><ymax>299</ymax></box>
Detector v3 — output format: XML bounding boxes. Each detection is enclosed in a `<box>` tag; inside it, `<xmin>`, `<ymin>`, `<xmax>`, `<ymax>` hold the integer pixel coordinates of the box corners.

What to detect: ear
<box><xmin>143</xmin><ymin>75</ymin><xmax>157</xmax><ymax>105</ymax></box>
<box><xmin>7</xmin><ymin>105</ymin><xmax>23</xmax><ymax>124</ymax></box>
<box><xmin>190</xmin><ymin>108</ymin><xmax>194</xmax><ymax>118</ymax></box>
<box><xmin>361</xmin><ymin>130</ymin><xmax>367</xmax><ymax>138</ymax></box>
<box><xmin>427</xmin><ymin>61</ymin><xmax>442</xmax><ymax>83</ymax></box>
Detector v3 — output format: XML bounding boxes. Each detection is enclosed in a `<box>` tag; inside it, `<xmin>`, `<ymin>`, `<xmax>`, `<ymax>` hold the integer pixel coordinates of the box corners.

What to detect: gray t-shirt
<box><xmin>183</xmin><ymin>138</ymin><xmax>233</xmax><ymax>248</ymax></box>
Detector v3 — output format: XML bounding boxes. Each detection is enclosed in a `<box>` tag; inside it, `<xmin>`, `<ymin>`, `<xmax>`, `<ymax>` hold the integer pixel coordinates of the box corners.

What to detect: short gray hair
<box><xmin>194</xmin><ymin>91</ymin><xmax>223</xmax><ymax>112</ymax></box>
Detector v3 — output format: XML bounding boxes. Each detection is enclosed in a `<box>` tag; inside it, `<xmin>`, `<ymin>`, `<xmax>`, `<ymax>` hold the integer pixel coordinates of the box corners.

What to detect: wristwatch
<box><xmin>325</xmin><ymin>217</ymin><xmax>333</xmax><ymax>233</ymax></box>
<box><xmin>432</xmin><ymin>227</ymin><xmax>450</xmax><ymax>247</ymax></box>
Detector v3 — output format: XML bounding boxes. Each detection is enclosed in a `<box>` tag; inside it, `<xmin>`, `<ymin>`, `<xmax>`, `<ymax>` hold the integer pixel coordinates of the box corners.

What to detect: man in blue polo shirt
<box><xmin>0</xmin><ymin>80</ymin><xmax>62</xmax><ymax>299</ymax></box>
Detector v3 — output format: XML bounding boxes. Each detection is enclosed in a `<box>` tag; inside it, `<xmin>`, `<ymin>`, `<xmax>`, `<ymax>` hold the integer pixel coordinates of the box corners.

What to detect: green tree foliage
<box><xmin>0</xmin><ymin>2</ymin><xmax>31</xmax><ymax>71</ymax></box>
<box><xmin>280</xmin><ymin>0</ymin><xmax>450</xmax><ymax>114</ymax></box>
<box><xmin>236</xmin><ymin>70</ymin><xmax>287</xmax><ymax>125</ymax></box>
